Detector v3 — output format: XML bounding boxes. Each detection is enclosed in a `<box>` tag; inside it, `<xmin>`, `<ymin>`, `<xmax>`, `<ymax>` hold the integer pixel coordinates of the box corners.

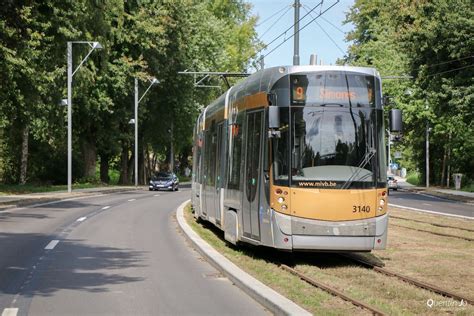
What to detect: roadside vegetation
<box><xmin>406</xmin><ymin>171</ymin><xmax>420</xmax><ymax>186</ymax></box>
<box><xmin>343</xmin><ymin>0</ymin><xmax>473</xmax><ymax>188</ymax></box>
<box><xmin>184</xmin><ymin>204</ymin><xmax>474</xmax><ymax>315</ymax></box>
<box><xmin>0</xmin><ymin>0</ymin><xmax>471</xmax><ymax>190</ymax></box>
<box><xmin>0</xmin><ymin>0</ymin><xmax>261</xmax><ymax>187</ymax></box>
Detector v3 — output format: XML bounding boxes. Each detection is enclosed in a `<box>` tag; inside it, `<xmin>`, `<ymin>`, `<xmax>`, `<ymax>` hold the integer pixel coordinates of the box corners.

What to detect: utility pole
<box><xmin>426</xmin><ymin>123</ymin><xmax>430</xmax><ymax>188</ymax></box>
<box><xmin>67</xmin><ymin>42</ymin><xmax>72</xmax><ymax>193</ymax></box>
<box><xmin>293</xmin><ymin>0</ymin><xmax>301</xmax><ymax>65</ymax></box>
<box><xmin>134</xmin><ymin>78</ymin><xmax>139</xmax><ymax>187</ymax></box>
<box><xmin>425</xmin><ymin>100</ymin><xmax>430</xmax><ymax>188</ymax></box>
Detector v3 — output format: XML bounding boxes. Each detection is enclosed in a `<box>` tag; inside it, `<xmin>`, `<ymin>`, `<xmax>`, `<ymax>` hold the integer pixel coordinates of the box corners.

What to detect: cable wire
<box><xmin>321</xmin><ymin>16</ymin><xmax>345</xmax><ymax>34</ymax></box>
<box><xmin>262</xmin><ymin>0</ymin><xmax>340</xmax><ymax>60</ymax></box>
<box><xmin>303</xmin><ymin>4</ymin><xmax>346</xmax><ymax>55</ymax></box>
<box><xmin>256</xmin><ymin>5</ymin><xmax>291</xmax><ymax>27</ymax></box>
<box><xmin>425</xmin><ymin>64</ymin><xmax>474</xmax><ymax>77</ymax></box>
<box><xmin>256</xmin><ymin>0</ymin><xmax>324</xmax><ymax>57</ymax></box>
<box><xmin>422</xmin><ymin>55</ymin><xmax>474</xmax><ymax>68</ymax></box>
<box><xmin>259</xmin><ymin>5</ymin><xmax>293</xmax><ymax>40</ymax></box>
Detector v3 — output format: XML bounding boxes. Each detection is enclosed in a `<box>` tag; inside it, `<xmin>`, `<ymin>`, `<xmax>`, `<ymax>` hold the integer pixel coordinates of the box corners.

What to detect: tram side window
<box><xmin>228</xmin><ymin>112</ymin><xmax>244</xmax><ymax>190</ymax></box>
<box><xmin>209</xmin><ymin>124</ymin><xmax>217</xmax><ymax>186</ymax></box>
<box><xmin>204</xmin><ymin>130</ymin><xmax>212</xmax><ymax>186</ymax></box>
<box><xmin>272</xmin><ymin>107</ymin><xmax>290</xmax><ymax>186</ymax></box>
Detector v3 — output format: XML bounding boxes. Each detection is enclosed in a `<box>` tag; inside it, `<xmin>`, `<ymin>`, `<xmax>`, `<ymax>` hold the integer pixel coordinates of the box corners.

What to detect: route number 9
<box><xmin>296</xmin><ymin>87</ymin><xmax>304</xmax><ymax>100</ymax></box>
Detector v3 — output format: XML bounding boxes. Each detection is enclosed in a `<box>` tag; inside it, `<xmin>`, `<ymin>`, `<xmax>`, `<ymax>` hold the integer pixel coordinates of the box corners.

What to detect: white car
<box><xmin>387</xmin><ymin>176</ymin><xmax>398</xmax><ymax>190</ymax></box>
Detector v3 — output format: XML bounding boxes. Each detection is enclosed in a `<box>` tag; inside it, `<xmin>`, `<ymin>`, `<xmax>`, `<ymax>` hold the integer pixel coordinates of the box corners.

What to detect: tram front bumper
<box><xmin>273</xmin><ymin>210</ymin><xmax>388</xmax><ymax>251</ymax></box>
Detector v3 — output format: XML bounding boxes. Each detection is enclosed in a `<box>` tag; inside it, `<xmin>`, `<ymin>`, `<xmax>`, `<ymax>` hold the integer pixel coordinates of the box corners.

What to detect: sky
<box><xmin>248</xmin><ymin>0</ymin><xmax>354</xmax><ymax>69</ymax></box>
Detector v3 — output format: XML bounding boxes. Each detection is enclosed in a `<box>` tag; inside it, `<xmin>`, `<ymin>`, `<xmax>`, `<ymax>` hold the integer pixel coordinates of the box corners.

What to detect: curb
<box><xmin>176</xmin><ymin>200</ymin><xmax>312</xmax><ymax>316</ymax></box>
<box><xmin>0</xmin><ymin>187</ymin><xmax>140</xmax><ymax>210</ymax></box>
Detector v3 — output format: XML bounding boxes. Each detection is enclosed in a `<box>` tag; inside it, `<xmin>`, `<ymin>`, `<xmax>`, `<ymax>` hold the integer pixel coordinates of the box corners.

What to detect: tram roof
<box><xmin>203</xmin><ymin>65</ymin><xmax>380</xmax><ymax>118</ymax></box>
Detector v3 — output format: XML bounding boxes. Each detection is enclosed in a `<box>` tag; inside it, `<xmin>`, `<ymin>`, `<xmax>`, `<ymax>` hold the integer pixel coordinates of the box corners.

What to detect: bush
<box><xmin>406</xmin><ymin>171</ymin><xmax>420</xmax><ymax>186</ymax></box>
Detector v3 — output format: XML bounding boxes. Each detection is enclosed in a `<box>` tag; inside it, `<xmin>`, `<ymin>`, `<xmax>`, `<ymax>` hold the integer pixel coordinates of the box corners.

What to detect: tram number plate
<box><xmin>352</xmin><ymin>205</ymin><xmax>371</xmax><ymax>213</ymax></box>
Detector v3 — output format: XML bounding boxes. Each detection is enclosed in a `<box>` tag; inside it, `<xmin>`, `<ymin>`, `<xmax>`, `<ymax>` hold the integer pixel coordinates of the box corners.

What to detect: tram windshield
<box><xmin>271</xmin><ymin>71</ymin><xmax>385</xmax><ymax>189</ymax></box>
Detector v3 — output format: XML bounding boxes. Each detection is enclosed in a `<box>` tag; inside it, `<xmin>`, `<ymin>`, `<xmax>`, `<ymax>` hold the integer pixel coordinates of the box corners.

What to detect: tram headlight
<box><xmin>281</xmin><ymin>204</ymin><xmax>288</xmax><ymax>210</ymax></box>
<box><xmin>379</xmin><ymin>199</ymin><xmax>385</xmax><ymax>206</ymax></box>
<box><xmin>277</xmin><ymin>197</ymin><xmax>285</xmax><ymax>204</ymax></box>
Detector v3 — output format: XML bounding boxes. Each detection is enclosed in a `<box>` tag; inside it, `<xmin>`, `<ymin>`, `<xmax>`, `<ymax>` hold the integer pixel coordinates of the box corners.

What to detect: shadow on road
<box><xmin>0</xmin><ymin>233</ymin><xmax>146</xmax><ymax>298</ymax></box>
<box><xmin>32</xmin><ymin>200</ymin><xmax>100</xmax><ymax>209</ymax></box>
<box><xmin>0</xmin><ymin>212</ymin><xmax>51</xmax><ymax>221</ymax></box>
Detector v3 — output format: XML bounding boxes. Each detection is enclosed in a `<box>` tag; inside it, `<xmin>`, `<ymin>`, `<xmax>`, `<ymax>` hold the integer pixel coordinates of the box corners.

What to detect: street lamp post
<box><xmin>67</xmin><ymin>41</ymin><xmax>102</xmax><ymax>193</ymax></box>
<box><xmin>133</xmin><ymin>77</ymin><xmax>159</xmax><ymax>187</ymax></box>
<box><xmin>425</xmin><ymin>100</ymin><xmax>431</xmax><ymax>188</ymax></box>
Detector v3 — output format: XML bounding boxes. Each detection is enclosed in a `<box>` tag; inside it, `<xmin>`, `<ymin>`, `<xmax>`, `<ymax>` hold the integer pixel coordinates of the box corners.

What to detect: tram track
<box><xmin>280</xmin><ymin>264</ymin><xmax>387</xmax><ymax>316</ymax></box>
<box><xmin>390</xmin><ymin>223</ymin><xmax>474</xmax><ymax>241</ymax></box>
<box><xmin>390</xmin><ymin>215</ymin><xmax>474</xmax><ymax>233</ymax></box>
<box><xmin>340</xmin><ymin>254</ymin><xmax>474</xmax><ymax>305</ymax></box>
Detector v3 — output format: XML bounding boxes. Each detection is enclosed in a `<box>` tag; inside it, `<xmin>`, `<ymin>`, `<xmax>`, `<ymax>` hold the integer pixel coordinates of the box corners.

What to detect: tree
<box><xmin>344</xmin><ymin>0</ymin><xmax>473</xmax><ymax>186</ymax></box>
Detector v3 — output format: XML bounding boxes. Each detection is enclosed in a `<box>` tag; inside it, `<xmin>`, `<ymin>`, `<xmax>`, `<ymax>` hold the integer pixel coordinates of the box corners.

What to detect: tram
<box><xmin>191</xmin><ymin>65</ymin><xmax>402</xmax><ymax>251</ymax></box>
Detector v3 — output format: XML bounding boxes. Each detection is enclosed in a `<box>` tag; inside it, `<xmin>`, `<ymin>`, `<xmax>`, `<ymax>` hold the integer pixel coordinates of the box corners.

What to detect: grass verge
<box><xmin>184</xmin><ymin>204</ymin><xmax>474</xmax><ymax>315</ymax></box>
<box><xmin>0</xmin><ymin>182</ymin><xmax>112</xmax><ymax>194</ymax></box>
<box><xmin>406</xmin><ymin>171</ymin><xmax>420</xmax><ymax>186</ymax></box>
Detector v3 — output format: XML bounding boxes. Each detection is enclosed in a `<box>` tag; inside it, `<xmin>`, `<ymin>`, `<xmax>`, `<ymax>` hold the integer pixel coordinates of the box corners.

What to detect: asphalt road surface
<box><xmin>388</xmin><ymin>189</ymin><xmax>474</xmax><ymax>219</ymax></box>
<box><xmin>0</xmin><ymin>187</ymin><xmax>268</xmax><ymax>316</ymax></box>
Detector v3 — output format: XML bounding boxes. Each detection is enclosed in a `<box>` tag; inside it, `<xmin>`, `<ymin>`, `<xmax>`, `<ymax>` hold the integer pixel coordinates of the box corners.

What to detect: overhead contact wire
<box><xmin>303</xmin><ymin>5</ymin><xmax>346</xmax><ymax>55</ymax></box>
<box><xmin>259</xmin><ymin>6</ymin><xmax>293</xmax><ymax>40</ymax></box>
<box><xmin>262</xmin><ymin>0</ymin><xmax>340</xmax><ymax>60</ymax></box>
<box><xmin>255</xmin><ymin>0</ymin><xmax>324</xmax><ymax>57</ymax></box>
<box><xmin>256</xmin><ymin>5</ymin><xmax>291</xmax><ymax>27</ymax></box>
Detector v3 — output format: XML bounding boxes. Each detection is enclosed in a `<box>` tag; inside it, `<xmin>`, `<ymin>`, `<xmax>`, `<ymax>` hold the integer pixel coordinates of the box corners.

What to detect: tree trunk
<box><xmin>146</xmin><ymin>147</ymin><xmax>152</xmax><ymax>180</ymax></box>
<box><xmin>127</xmin><ymin>152</ymin><xmax>134</xmax><ymax>184</ymax></box>
<box><xmin>446</xmin><ymin>134</ymin><xmax>451</xmax><ymax>188</ymax></box>
<box><xmin>119</xmin><ymin>142</ymin><xmax>130</xmax><ymax>185</ymax></box>
<box><xmin>441</xmin><ymin>143</ymin><xmax>447</xmax><ymax>187</ymax></box>
<box><xmin>138</xmin><ymin>142</ymin><xmax>145</xmax><ymax>185</ymax></box>
<box><xmin>82</xmin><ymin>140</ymin><xmax>97</xmax><ymax>179</ymax></box>
<box><xmin>19</xmin><ymin>125</ymin><xmax>29</xmax><ymax>185</ymax></box>
<box><xmin>100</xmin><ymin>154</ymin><xmax>110</xmax><ymax>183</ymax></box>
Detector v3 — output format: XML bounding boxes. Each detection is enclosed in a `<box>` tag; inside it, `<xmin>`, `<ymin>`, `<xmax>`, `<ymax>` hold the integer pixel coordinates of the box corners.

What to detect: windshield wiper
<box><xmin>341</xmin><ymin>148</ymin><xmax>376</xmax><ymax>189</ymax></box>
<box><xmin>319</xmin><ymin>103</ymin><xmax>345</xmax><ymax>107</ymax></box>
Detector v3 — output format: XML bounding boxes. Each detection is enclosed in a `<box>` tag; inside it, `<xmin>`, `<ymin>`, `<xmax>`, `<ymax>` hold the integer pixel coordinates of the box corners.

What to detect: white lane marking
<box><xmin>44</xmin><ymin>240</ymin><xmax>60</xmax><ymax>250</ymax></box>
<box><xmin>2</xmin><ymin>308</ymin><xmax>19</xmax><ymax>316</ymax></box>
<box><xmin>389</xmin><ymin>203</ymin><xmax>473</xmax><ymax>220</ymax></box>
<box><xmin>102</xmin><ymin>206</ymin><xmax>111</xmax><ymax>210</ymax></box>
<box><xmin>76</xmin><ymin>217</ymin><xmax>87</xmax><ymax>222</ymax></box>
<box><xmin>128</xmin><ymin>199</ymin><xmax>136</xmax><ymax>202</ymax></box>
<box><xmin>154</xmin><ymin>194</ymin><xmax>160</xmax><ymax>197</ymax></box>
<box><xmin>422</xmin><ymin>203</ymin><xmax>432</xmax><ymax>206</ymax></box>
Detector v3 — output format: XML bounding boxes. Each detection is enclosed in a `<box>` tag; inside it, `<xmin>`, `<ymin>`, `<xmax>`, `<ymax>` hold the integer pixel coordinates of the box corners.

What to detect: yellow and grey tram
<box><xmin>191</xmin><ymin>65</ymin><xmax>401</xmax><ymax>251</ymax></box>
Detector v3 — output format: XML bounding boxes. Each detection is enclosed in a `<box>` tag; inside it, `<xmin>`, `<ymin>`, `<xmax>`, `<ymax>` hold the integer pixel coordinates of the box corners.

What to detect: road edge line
<box><xmin>176</xmin><ymin>200</ymin><xmax>312</xmax><ymax>316</ymax></box>
<box><xmin>389</xmin><ymin>203</ymin><xmax>473</xmax><ymax>220</ymax></box>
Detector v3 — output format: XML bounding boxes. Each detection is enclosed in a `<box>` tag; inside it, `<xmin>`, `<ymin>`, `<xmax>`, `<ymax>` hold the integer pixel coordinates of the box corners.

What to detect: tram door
<box><xmin>204</xmin><ymin>122</ymin><xmax>217</xmax><ymax>218</ymax></box>
<box><xmin>214</xmin><ymin>123</ymin><xmax>223</xmax><ymax>224</ymax></box>
<box><xmin>242</xmin><ymin>110</ymin><xmax>264</xmax><ymax>240</ymax></box>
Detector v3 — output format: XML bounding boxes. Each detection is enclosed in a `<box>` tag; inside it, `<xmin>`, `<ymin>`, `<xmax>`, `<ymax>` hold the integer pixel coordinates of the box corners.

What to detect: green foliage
<box><xmin>344</xmin><ymin>0</ymin><xmax>473</xmax><ymax>187</ymax></box>
<box><xmin>406</xmin><ymin>171</ymin><xmax>420</xmax><ymax>186</ymax></box>
<box><xmin>0</xmin><ymin>0</ymin><xmax>259</xmax><ymax>185</ymax></box>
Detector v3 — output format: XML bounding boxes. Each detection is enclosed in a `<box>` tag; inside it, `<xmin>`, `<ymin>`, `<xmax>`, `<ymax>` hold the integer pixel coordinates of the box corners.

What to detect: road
<box><xmin>388</xmin><ymin>189</ymin><xmax>474</xmax><ymax>219</ymax></box>
<box><xmin>0</xmin><ymin>187</ymin><xmax>268</xmax><ymax>316</ymax></box>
